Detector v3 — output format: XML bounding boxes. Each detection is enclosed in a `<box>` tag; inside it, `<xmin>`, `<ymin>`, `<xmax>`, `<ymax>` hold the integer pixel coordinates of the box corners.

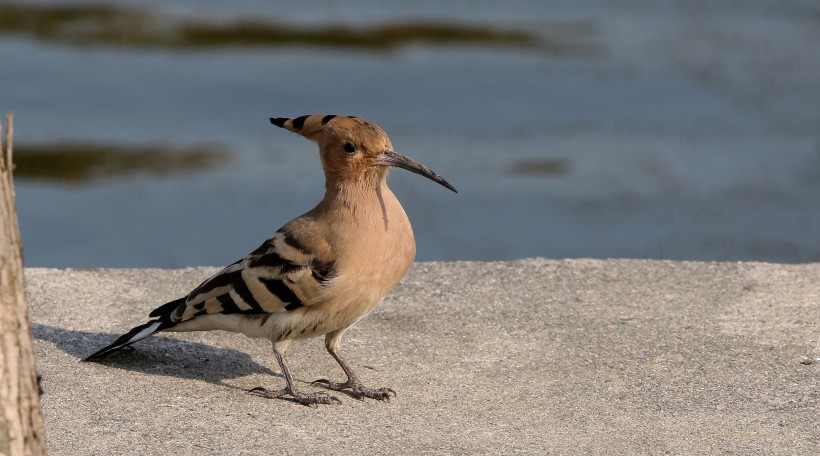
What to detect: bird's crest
<box><xmin>270</xmin><ymin>114</ymin><xmax>387</xmax><ymax>140</ymax></box>
<box><xmin>270</xmin><ymin>114</ymin><xmax>337</xmax><ymax>137</ymax></box>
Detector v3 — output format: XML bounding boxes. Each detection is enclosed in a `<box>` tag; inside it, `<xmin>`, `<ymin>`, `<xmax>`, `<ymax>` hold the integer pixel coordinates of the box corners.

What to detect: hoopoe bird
<box><xmin>84</xmin><ymin>114</ymin><xmax>456</xmax><ymax>406</ymax></box>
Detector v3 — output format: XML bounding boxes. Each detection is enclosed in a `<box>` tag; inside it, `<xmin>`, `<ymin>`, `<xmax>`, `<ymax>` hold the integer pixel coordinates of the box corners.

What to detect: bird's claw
<box><xmin>294</xmin><ymin>391</ymin><xmax>341</xmax><ymax>406</ymax></box>
<box><xmin>248</xmin><ymin>386</ymin><xmax>340</xmax><ymax>406</ymax></box>
<box><xmin>248</xmin><ymin>386</ymin><xmax>287</xmax><ymax>399</ymax></box>
<box><xmin>355</xmin><ymin>386</ymin><xmax>396</xmax><ymax>401</ymax></box>
<box><xmin>312</xmin><ymin>379</ymin><xmax>396</xmax><ymax>401</ymax></box>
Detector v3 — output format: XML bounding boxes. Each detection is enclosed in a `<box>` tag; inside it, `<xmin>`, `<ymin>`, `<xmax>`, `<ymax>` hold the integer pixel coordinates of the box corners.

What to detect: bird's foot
<box><xmin>311</xmin><ymin>379</ymin><xmax>396</xmax><ymax>401</ymax></box>
<box><xmin>247</xmin><ymin>386</ymin><xmax>340</xmax><ymax>407</ymax></box>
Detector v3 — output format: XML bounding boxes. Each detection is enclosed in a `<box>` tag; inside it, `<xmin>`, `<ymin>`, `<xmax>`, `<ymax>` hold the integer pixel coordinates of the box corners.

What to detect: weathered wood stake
<box><xmin>0</xmin><ymin>113</ymin><xmax>47</xmax><ymax>455</ymax></box>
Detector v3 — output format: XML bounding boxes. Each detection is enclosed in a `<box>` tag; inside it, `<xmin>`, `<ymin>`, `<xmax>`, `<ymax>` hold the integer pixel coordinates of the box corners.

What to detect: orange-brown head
<box><xmin>270</xmin><ymin>115</ymin><xmax>456</xmax><ymax>193</ymax></box>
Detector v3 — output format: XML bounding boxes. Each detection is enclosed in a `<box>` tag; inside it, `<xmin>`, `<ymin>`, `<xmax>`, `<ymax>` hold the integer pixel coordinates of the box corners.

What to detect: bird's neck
<box><xmin>317</xmin><ymin>167</ymin><xmax>411</xmax><ymax>242</ymax></box>
<box><xmin>318</xmin><ymin>168</ymin><xmax>416</xmax><ymax>293</ymax></box>
<box><xmin>321</xmin><ymin>169</ymin><xmax>388</xmax><ymax>208</ymax></box>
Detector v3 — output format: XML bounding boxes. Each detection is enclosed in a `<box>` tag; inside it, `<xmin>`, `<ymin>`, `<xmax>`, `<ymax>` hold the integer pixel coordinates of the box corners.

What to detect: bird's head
<box><xmin>270</xmin><ymin>115</ymin><xmax>456</xmax><ymax>193</ymax></box>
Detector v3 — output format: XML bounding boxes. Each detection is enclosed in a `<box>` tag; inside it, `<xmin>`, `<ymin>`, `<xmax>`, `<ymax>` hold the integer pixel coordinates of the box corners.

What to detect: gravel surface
<box><xmin>26</xmin><ymin>259</ymin><xmax>820</xmax><ymax>454</ymax></box>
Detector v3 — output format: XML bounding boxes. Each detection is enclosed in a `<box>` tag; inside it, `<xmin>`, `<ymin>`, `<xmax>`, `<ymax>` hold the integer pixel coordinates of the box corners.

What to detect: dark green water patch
<box><xmin>13</xmin><ymin>142</ymin><xmax>228</xmax><ymax>184</ymax></box>
<box><xmin>178</xmin><ymin>20</ymin><xmax>536</xmax><ymax>50</ymax></box>
<box><xmin>0</xmin><ymin>2</ymin><xmax>595</xmax><ymax>53</ymax></box>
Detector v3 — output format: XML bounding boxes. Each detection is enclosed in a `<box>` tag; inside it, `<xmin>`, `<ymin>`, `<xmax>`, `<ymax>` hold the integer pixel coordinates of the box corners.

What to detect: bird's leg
<box><xmin>249</xmin><ymin>344</ymin><xmax>340</xmax><ymax>406</ymax></box>
<box><xmin>312</xmin><ymin>330</ymin><xmax>396</xmax><ymax>401</ymax></box>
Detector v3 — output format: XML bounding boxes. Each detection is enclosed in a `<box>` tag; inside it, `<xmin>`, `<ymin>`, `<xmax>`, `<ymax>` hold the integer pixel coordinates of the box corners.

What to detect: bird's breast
<box><xmin>320</xmin><ymin>185</ymin><xmax>416</xmax><ymax>325</ymax></box>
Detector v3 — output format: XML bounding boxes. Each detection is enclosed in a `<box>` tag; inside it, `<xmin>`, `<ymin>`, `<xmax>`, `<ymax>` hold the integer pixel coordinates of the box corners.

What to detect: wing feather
<box><xmin>161</xmin><ymin>226</ymin><xmax>336</xmax><ymax>323</ymax></box>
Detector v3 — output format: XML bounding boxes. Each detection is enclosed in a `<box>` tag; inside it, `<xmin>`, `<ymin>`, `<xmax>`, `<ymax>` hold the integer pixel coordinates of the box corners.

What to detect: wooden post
<box><xmin>0</xmin><ymin>113</ymin><xmax>47</xmax><ymax>455</ymax></box>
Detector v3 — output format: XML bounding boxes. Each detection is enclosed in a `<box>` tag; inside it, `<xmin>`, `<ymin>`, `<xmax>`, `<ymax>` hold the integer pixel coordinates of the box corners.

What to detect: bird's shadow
<box><xmin>32</xmin><ymin>323</ymin><xmax>278</xmax><ymax>390</ymax></box>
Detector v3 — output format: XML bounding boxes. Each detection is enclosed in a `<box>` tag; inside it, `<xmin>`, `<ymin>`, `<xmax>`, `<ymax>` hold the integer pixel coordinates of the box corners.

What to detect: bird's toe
<box><xmin>247</xmin><ymin>386</ymin><xmax>288</xmax><ymax>399</ymax></box>
<box><xmin>248</xmin><ymin>386</ymin><xmax>340</xmax><ymax>406</ymax></box>
<box><xmin>312</xmin><ymin>379</ymin><xmax>395</xmax><ymax>401</ymax></box>
<box><xmin>353</xmin><ymin>386</ymin><xmax>395</xmax><ymax>401</ymax></box>
<box><xmin>294</xmin><ymin>391</ymin><xmax>342</xmax><ymax>407</ymax></box>
<box><xmin>311</xmin><ymin>378</ymin><xmax>347</xmax><ymax>390</ymax></box>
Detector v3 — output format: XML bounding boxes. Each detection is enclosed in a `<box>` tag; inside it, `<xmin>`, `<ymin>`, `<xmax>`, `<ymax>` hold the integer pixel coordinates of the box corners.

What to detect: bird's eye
<box><xmin>342</xmin><ymin>141</ymin><xmax>357</xmax><ymax>155</ymax></box>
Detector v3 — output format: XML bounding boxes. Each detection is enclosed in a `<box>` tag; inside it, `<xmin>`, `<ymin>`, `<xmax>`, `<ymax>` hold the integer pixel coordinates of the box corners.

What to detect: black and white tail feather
<box><xmin>82</xmin><ymin>299</ymin><xmax>184</xmax><ymax>361</ymax></box>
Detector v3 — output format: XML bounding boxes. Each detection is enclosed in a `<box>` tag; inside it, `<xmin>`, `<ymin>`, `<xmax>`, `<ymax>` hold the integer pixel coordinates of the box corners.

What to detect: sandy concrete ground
<box><xmin>25</xmin><ymin>259</ymin><xmax>819</xmax><ymax>455</ymax></box>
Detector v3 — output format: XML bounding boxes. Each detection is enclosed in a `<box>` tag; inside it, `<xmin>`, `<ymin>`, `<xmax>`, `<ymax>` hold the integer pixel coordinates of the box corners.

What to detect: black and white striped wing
<box><xmin>150</xmin><ymin>229</ymin><xmax>336</xmax><ymax>323</ymax></box>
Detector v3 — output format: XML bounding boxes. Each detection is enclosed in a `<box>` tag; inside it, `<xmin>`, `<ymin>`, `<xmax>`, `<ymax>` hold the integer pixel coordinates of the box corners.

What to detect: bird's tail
<box><xmin>83</xmin><ymin>319</ymin><xmax>177</xmax><ymax>361</ymax></box>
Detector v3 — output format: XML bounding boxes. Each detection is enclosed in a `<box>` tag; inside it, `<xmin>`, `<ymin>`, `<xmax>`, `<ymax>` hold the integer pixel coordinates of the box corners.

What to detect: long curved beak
<box><xmin>378</xmin><ymin>150</ymin><xmax>457</xmax><ymax>193</ymax></box>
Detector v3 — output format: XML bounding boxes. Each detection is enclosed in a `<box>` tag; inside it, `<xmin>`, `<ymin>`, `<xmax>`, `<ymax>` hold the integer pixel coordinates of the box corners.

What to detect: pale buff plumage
<box><xmin>84</xmin><ymin>114</ymin><xmax>456</xmax><ymax>405</ymax></box>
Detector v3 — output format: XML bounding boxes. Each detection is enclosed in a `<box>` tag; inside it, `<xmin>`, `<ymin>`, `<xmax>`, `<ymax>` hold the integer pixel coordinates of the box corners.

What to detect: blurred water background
<box><xmin>1</xmin><ymin>0</ymin><xmax>819</xmax><ymax>267</ymax></box>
